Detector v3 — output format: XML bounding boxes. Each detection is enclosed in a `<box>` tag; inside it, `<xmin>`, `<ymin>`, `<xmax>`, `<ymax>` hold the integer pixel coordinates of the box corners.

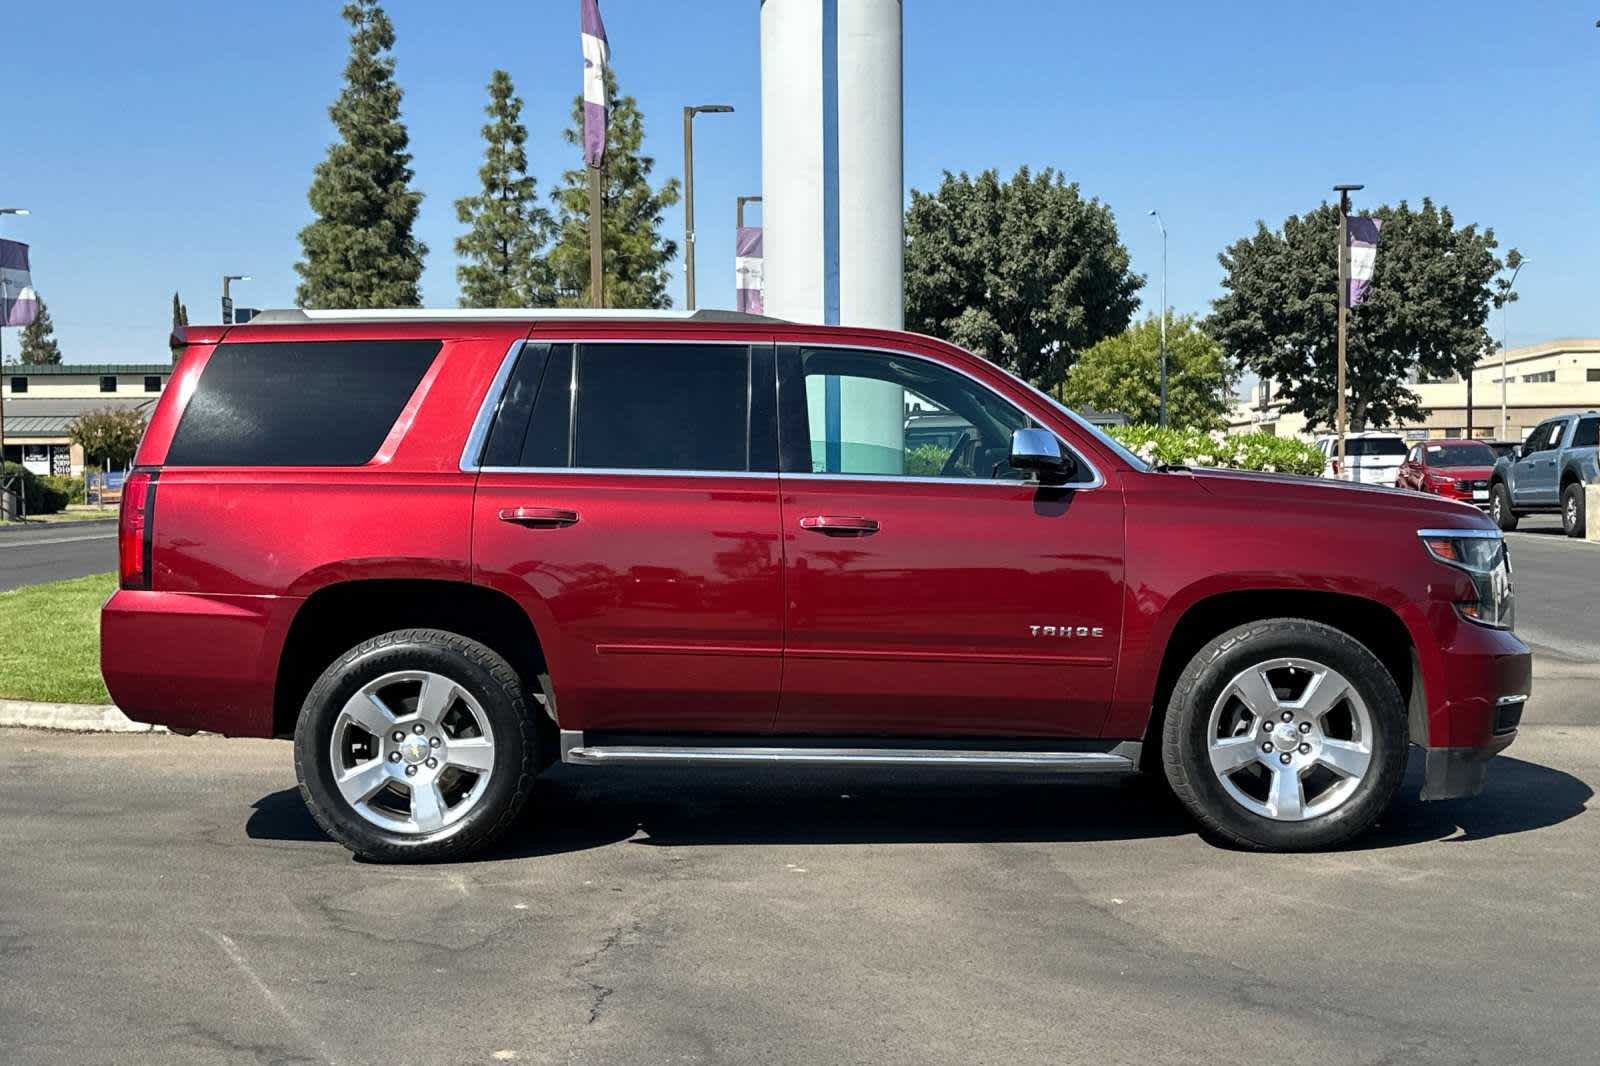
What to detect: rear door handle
<box><xmin>799</xmin><ymin>514</ymin><xmax>879</xmax><ymax>536</ymax></box>
<box><xmin>498</xmin><ymin>507</ymin><xmax>580</xmax><ymax>528</ymax></box>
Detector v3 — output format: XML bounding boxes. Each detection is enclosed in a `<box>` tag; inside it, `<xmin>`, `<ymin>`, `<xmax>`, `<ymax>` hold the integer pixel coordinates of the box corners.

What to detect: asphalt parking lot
<box><xmin>4</xmin><ymin>515</ymin><xmax>1599</xmax><ymax>1065</ymax></box>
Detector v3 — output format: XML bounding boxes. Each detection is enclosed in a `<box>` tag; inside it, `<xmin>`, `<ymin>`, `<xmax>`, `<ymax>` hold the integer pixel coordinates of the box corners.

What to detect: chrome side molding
<box><xmin>559</xmin><ymin>731</ymin><xmax>1141</xmax><ymax>773</ymax></box>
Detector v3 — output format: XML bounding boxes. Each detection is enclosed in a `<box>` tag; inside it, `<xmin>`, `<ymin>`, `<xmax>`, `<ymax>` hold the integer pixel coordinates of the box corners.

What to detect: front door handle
<box><xmin>498</xmin><ymin>507</ymin><xmax>580</xmax><ymax>528</ymax></box>
<box><xmin>799</xmin><ymin>514</ymin><xmax>879</xmax><ymax>536</ymax></box>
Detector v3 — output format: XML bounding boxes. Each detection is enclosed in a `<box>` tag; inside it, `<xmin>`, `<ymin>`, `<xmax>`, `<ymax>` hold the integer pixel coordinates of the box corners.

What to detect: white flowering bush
<box><xmin>1109</xmin><ymin>425</ymin><xmax>1324</xmax><ymax>477</ymax></box>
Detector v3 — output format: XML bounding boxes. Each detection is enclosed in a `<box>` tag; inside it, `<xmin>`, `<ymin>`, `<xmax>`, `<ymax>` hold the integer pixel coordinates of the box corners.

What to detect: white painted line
<box><xmin>0</xmin><ymin>532</ymin><xmax>117</xmax><ymax>548</ymax></box>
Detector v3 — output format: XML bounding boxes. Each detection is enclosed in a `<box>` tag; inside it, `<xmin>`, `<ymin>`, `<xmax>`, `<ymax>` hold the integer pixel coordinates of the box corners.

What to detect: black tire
<box><xmin>1161</xmin><ymin>618</ymin><xmax>1407</xmax><ymax>851</ymax></box>
<box><xmin>294</xmin><ymin>629</ymin><xmax>539</xmax><ymax>863</ymax></box>
<box><xmin>1490</xmin><ymin>483</ymin><xmax>1519</xmax><ymax>532</ymax></box>
<box><xmin>1562</xmin><ymin>482</ymin><xmax>1586</xmax><ymax>539</ymax></box>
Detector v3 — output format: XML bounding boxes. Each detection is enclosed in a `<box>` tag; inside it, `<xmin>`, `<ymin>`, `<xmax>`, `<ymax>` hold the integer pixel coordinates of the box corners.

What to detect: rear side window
<box><xmin>1574</xmin><ymin>418</ymin><xmax>1599</xmax><ymax>449</ymax></box>
<box><xmin>165</xmin><ymin>340</ymin><xmax>441</xmax><ymax>466</ymax></box>
<box><xmin>484</xmin><ymin>342</ymin><xmax>773</xmax><ymax>473</ymax></box>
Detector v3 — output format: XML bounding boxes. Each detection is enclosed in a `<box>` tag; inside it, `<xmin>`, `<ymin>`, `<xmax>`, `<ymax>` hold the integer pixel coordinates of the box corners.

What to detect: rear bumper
<box><xmin>101</xmin><ymin>589</ymin><xmax>299</xmax><ymax>738</ymax></box>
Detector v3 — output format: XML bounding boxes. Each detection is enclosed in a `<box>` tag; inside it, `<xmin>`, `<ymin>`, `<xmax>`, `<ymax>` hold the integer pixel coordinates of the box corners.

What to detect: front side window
<box><xmin>780</xmin><ymin>347</ymin><xmax>1090</xmax><ymax>483</ymax></box>
<box><xmin>485</xmin><ymin>342</ymin><xmax>769</xmax><ymax>473</ymax></box>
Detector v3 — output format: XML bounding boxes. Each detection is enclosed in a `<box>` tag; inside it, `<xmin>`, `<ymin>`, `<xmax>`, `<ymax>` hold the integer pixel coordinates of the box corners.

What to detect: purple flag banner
<box><xmin>735</xmin><ymin>226</ymin><xmax>764</xmax><ymax>314</ymax></box>
<box><xmin>0</xmin><ymin>239</ymin><xmax>39</xmax><ymax>327</ymax></box>
<box><xmin>580</xmin><ymin>0</ymin><xmax>610</xmax><ymax>168</ymax></box>
<box><xmin>1347</xmin><ymin>216</ymin><xmax>1381</xmax><ymax>307</ymax></box>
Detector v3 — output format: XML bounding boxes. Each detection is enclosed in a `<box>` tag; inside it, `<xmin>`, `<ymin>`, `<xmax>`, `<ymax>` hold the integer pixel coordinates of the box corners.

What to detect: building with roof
<box><xmin>1</xmin><ymin>363</ymin><xmax>170</xmax><ymax>476</ymax></box>
<box><xmin>1230</xmin><ymin>338</ymin><xmax>1600</xmax><ymax>444</ymax></box>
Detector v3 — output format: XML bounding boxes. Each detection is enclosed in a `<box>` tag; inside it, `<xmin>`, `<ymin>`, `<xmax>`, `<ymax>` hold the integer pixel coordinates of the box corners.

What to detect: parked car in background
<box><xmin>1397</xmin><ymin>440</ymin><xmax>1497</xmax><ymax>508</ymax></box>
<box><xmin>1313</xmin><ymin>432</ymin><xmax>1408</xmax><ymax>486</ymax></box>
<box><xmin>102</xmin><ymin>310</ymin><xmax>1528</xmax><ymax>862</ymax></box>
<box><xmin>1484</xmin><ymin>441</ymin><xmax>1522</xmax><ymax>463</ymax></box>
<box><xmin>1489</xmin><ymin>411</ymin><xmax>1600</xmax><ymax>537</ymax></box>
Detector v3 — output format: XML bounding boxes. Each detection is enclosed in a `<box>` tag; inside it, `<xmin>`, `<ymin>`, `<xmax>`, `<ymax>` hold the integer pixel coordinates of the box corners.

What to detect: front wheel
<box><xmin>1490</xmin><ymin>483</ymin><xmax>1519</xmax><ymax>532</ymax></box>
<box><xmin>1161</xmin><ymin>619</ymin><xmax>1407</xmax><ymax>851</ymax></box>
<box><xmin>294</xmin><ymin>629</ymin><xmax>538</xmax><ymax>862</ymax></box>
<box><xmin>1562</xmin><ymin>483</ymin><xmax>1586</xmax><ymax>538</ymax></box>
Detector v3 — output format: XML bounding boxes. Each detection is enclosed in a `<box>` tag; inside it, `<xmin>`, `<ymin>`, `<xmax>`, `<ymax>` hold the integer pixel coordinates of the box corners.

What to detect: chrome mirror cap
<box><xmin>1010</xmin><ymin>428</ymin><xmax>1076</xmax><ymax>484</ymax></box>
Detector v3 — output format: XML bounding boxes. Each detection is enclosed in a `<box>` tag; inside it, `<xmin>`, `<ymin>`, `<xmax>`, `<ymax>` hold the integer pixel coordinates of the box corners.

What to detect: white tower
<box><xmin>760</xmin><ymin>0</ymin><xmax>905</xmax><ymax>473</ymax></box>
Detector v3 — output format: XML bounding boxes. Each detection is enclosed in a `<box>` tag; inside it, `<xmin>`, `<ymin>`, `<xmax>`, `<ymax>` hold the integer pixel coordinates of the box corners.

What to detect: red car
<box><xmin>1397</xmin><ymin>439</ymin><xmax>1498</xmax><ymax>508</ymax></box>
<box><xmin>102</xmin><ymin>311</ymin><xmax>1529</xmax><ymax>861</ymax></box>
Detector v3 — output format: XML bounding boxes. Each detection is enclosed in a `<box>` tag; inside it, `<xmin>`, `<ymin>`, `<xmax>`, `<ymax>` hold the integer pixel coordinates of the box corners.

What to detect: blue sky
<box><xmin>2</xmin><ymin>0</ymin><xmax>1594</xmax><ymax>366</ymax></box>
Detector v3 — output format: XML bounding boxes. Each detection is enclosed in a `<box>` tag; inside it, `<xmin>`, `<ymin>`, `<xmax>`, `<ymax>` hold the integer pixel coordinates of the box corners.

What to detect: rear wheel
<box><xmin>1161</xmin><ymin>619</ymin><xmax>1407</xmax><ymax>851</ymax></box>
<box><xmin>294</xmin><ymin>629</ymin><xmax>538</xmax><ymax>862</ymax></box>
<box><xmin>1562</xmin><ymin>483</ymin><xmax>1586</xmax><ymax>538</ymax></box>
<box><xmin>1490</xmin><ymin>483</ymin><xmax>1519</xmax><ymax>531</ymax></box>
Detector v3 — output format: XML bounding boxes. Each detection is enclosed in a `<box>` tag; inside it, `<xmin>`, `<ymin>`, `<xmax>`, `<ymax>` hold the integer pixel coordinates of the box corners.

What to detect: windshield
<box><xmin>1428</xmin><ymin>443</ymin><xmax>1496</xmax><ymax>467</ymax></box>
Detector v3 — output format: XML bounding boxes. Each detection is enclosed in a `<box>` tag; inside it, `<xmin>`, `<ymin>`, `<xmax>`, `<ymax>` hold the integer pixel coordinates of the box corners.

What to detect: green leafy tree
<box><xmin>1059</xmin><ymin>313</ymin><xmax>1236</xmax><ymax>430</ymax></box>
<box><xmin>19</xmin><ymin>297</ymin><xmax>62</xmax><ymax>364</ymax></box>
<box><xmin>1209</xmin><ymin>199</ymin><xmax>1510</xmax><ymax>432</ymax></box>
<box><xmin>68</xmin><ymin>407</ymin><xmax>147</xmax><ymax>470</ymax></box>
<box><xmin>547</xmin><ymin>69</ymin><xmax>681</xmax><ymax>308</ymax></box>
<box><xmin>171</xmin><ymin>292</ymin><xmax>188</xmax><ymax>332</ymax></box>
<box><xmin>455</xmin><ymin>70</ymin><xmax>554</xmax><ymax>308</ymax></box>
<box><xmin>906</xmin><ymin>166</ymin><xmax>1143</xmax><ymax>390</ymax></box>
<box><xmin>295</xmin><ymin>0</ymin><xmax>427</xmax><ymax>309</ymax></box>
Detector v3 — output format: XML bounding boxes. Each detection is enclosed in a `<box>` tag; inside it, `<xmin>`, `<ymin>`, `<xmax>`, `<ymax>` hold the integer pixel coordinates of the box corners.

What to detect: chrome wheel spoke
<box><xmin>336</xmin><ymin>759</ymin><xmax>391</xmax><ymax>806</ymax></box>
<box><xmin>446</xmin><ymin>736</ymin><xmax>495</xmax><ymax>774</ymax></box>
<box><xmin>340</xmin><ymin>690</ymin><xmax>395</xmax><ymax>738</ymax></box>
<box><xmin>414</xmin><ymin>675</ymin><xmax>458</xmax><ymax>727</ymax></box>
<box><xmin>1317</xmin><ymin>739</ymin><xmax>1372</xmax><ymax>780</ymax></box>
<box><xmin>1208</xmin><ymin>735</ymin><xmax>1261</xmax><ymax>776</ymax></box>
<box><xmin>1297</xmin><ymin>669</ymin><xmax>1349</xmax><ymax>720</ymax></box>
<box><xmin>1231</xmin><ymin>668</ymin><xmax>1278</xmax><ymax>719</ymax></box>
<box><xmin>410</xmin><ymin>781</ymin><xmax>447</xmax><ymax>833</ymax></box>
<box><xmin>1267</xmin><ymin>765</ymin><xmax>1305</xmax><ymax>820</ymax></box>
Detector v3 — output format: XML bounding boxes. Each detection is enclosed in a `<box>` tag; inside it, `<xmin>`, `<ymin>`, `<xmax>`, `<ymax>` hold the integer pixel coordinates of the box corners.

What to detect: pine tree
<box><xmin>19</xmin><ymin>298</ymin><xmax>62</xmax><ymax>365</ymax></box>
<box><xmin>455</xmin><ymin>70</ymin><xmax>554</xmax><ymax>308</ymax></box>
<box><xmin>295</xmin><ymin>0</ymin><xmax>427</xmax><ymax>309</ymax></box>
<box><xmin>547</xmin><ymin>70</ymin><xmax>680</xmax><ymax>308</ymax></box>
<box><xmin>171</xmin><ymin>292</ymin><xmax>188</xmax><ymax>332</ymax></box>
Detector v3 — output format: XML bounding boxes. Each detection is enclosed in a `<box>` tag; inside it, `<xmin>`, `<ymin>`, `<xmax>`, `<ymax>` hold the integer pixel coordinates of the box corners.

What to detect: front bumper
<box><xmin>1421</xmin><ymin>730</ymin><xmax>1519</xmax><ymax>801</ymax></box>
<box><xmin>1416</xmin><ymin>614</ymin><xmax>1530</xmax><ymax>801</ymax></box>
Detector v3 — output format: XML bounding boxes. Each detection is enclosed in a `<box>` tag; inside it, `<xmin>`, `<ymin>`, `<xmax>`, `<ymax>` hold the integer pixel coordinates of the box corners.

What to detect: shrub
<box><xmin>905</xmin><ymin>443</ymin><xmax>952</xmax><ymax>477</ymax></box>
<box><xmin>1</xmin><ymin>462</ymin><xmax>70</xmax><ymax>515</ymax></box>
<box><xmin>1108</xmin><ymin>425</ymin><xmax>1325</xmax><ymax>477</ymax></box>
<box><xmin>39</xmin><ymin>475</ymin><xmax>86</xmax><ymax>506</ymax></box>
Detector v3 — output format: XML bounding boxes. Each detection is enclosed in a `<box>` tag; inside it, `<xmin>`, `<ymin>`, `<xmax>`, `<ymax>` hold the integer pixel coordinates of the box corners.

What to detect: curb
<box><xmin>0</xmin><ymin>699</ymin><xmax>166</xmax><ymax>734</ymax></box>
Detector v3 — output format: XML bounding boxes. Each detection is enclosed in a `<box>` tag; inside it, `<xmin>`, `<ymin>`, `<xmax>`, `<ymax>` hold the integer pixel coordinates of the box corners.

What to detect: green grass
<box><xmin>0</xmin><ymin>572</ymin><xmax>116</xmax><ymax>704</ymax></box>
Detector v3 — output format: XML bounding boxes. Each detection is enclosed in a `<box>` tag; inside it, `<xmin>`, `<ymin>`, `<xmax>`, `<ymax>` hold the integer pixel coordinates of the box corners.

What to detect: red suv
<box><xmin>102</xmin><ymin>311</ymin><xmax>1529</xmax><ymax>861</ymax></box>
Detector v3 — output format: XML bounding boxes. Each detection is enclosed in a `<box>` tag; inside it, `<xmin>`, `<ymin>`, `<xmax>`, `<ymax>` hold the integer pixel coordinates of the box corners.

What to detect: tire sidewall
<box><xmin>294</xmin><ymin>633</ymin><xmax>530</xmax><ymax>861</ymax></box>
<box><xmin>1165</xmin><ymin>621</ymin><xmax>1407</xmax><ymax>850</ymax></box>
<box><xmin>1563</xmin><ymin>484</ymin><xmax>1584</xmax><ymax>538</ymax></box>
<box><xmin>1491</xmin><ymin>484</ymin><xmax>1518</xmax><ymax>531</ymax></box>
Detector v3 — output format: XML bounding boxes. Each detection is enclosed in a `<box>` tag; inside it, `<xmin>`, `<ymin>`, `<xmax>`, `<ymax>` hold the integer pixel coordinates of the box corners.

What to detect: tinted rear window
<box><xmin>1574</xmin><ymin>418</ymin><xmax>1599</xmax><ymax>449</ymax></box>
<box><xmin>165</xmin><ymin>340</ymin><xmax>440</xmax><ymax>466</ymax></box>
<box><xmin>1347</xmin><ymin>437</ymin><xmax>1406</xmax><ymax>457</ymax></box>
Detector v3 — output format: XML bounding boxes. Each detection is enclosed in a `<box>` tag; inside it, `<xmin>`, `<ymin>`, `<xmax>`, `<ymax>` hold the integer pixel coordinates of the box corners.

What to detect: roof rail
<box><xmin>240</xmin><ymin>308</ymin><xmax>784</xmax><ymax>326</ymax></box>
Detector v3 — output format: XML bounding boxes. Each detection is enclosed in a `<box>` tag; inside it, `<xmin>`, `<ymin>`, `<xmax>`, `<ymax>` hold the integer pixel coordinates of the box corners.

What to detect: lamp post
<box><xmin>1333</xmin><ymin>183</ymin><xmax>1364</xmax><ymax>475</ymax></box>
<box><xmin>0</xmin><ymin>207</ymin><xmax>30</xmax><ymax>509</ymax></box>
<box><xmin>1499</xmin><ymin>259</ymin><xmax>1526</xmax><ymax>440</ymax></box>
<box><xmin>221</xmin><ymin>274</ymin><xmax>251</xmax><ymax>325</ymax></box>
<box><xmin>1148</xmin><ymin>210</ymin><xmax>1168</xmax><ymax>427</ymax></box>
<box><xmin>682</xmin><ymin>104</ymin><xmax>734</xmax><ymax>310</ymax></box>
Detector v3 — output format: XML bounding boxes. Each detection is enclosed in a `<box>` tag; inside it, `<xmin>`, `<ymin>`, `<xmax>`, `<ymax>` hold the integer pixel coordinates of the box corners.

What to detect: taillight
<box><xmin>118</xmin><ymin>471</ymin><xmax>158</xmax><ymax>590</ymax></box>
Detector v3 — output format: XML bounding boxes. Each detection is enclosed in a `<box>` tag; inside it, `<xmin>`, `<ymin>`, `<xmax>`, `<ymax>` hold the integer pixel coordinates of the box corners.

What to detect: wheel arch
<box><xmin>1138</xmin><ymin>589</ymin><xmax>1423</xmax><ymax>771</ymax></box>
<box><xmin>273</xmin><ymin>579</ymin><xmax>551</xmax><ymax>739</ymax></box>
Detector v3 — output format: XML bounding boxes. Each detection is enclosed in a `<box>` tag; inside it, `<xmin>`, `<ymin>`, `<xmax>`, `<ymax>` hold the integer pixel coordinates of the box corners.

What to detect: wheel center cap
<box><xmin>399</xmin><ymin>736</ymin><xmax>432</xmax><ymax>765</ymax></box>
<box><xmin>1272</xmin><ymin>728</ymin><xmax>1301</xmax><ymax>753</ymax></box>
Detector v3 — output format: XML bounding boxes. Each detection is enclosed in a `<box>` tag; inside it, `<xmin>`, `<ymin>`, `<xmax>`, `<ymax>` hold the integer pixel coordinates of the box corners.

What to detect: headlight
<box><xmin>1419</xmin><ymin>529</ymin><xmax>1514</xmax><ymax>629</ymax></box>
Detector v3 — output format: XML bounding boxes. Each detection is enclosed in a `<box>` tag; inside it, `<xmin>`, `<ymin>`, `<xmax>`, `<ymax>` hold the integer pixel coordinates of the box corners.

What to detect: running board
<box><xmin>559</xmin><ymin>731</ymin><xmax>1141</xmax><ymax>773</ymax></box>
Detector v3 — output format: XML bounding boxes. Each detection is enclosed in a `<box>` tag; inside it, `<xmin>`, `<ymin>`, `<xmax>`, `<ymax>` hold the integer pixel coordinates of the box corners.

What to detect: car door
<box><xmin>470</xmin><ymin>339</ymin><xmax>784</xmax><ymax>734</ymax></box>
<box><xmin>1398</xmin><ymin>445</ymin><xmax>1424</xmax><ymax>490</ymax></box>
<box><xmin>1513</xmin><ymin>419</ymin><xmax>1563</xmax><ymax>506</ymax></box>
<box><xmin>771</xmin><ymin>344</ymin><xmax>1125</xmax><ymax>739</ymax></box>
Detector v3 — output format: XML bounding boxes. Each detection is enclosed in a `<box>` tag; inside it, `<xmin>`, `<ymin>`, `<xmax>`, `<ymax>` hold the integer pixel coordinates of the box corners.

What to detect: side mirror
<box><xmin>1010</xmin><ymin>428</ymin><xmax>1077</xmax><ymax>485</ymax></box>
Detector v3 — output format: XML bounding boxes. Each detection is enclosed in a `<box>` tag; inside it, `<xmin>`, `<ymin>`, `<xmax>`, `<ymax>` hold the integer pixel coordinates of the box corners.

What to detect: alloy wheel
<box><xmin>328</xmin><ymin>670</ymin><xmax>497</xmax><ymax>834</ymax></box>
<box><xmin>1205</xmin><ymin>657</ymin><xmax>1375</xmax><ymax>821</ymax></box>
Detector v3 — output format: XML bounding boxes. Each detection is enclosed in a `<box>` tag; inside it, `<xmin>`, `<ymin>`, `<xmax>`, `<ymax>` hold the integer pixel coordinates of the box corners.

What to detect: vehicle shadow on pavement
<box><xmin>245</xmin><ymin>748</ymin><xmax>1590</xmax><ymax>860</ymax></box>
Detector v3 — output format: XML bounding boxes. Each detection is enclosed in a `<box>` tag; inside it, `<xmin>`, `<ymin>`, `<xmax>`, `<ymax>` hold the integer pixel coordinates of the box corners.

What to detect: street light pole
<box><xmin>221</xmin><ymin>274</ymin><xmax>251</xmax><ymax>326</ymax></box>
<box><xmin>0</xmin><ymin>207</ymin><xmax>30</xmax><ymax>513</ymax></box>
<box><xmin>1500</xmin><ymin>260</ymin><xmax>1526</xmax><ymax>440</ymax></box>
<box><xmin>1333</xmin><ymin>184</ymin><xmax>1364</xmax><ymax>475</ymax></box>
<box><xmin>682</xmin><ymin>104</ymin><xmax>734</xmax><ymax>311</ymax></box>
<box><xmin>1149</xmin><ymin>210</ymin><xmax>1168</xmax><ymax>428</ymax></box>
